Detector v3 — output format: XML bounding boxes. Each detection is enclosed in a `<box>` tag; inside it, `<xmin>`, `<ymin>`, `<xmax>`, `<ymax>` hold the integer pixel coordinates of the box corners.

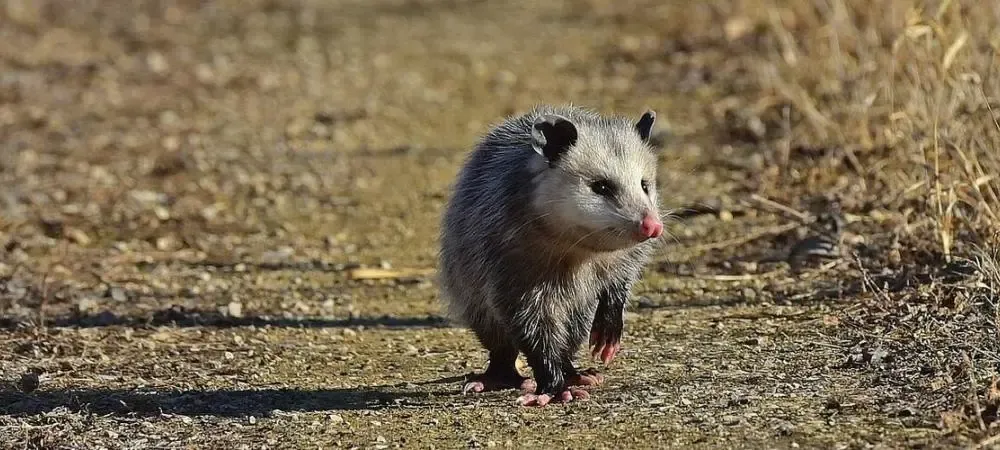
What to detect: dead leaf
<box><xmin>347</xmin><ymin>267</ymin><xmax>435</xmax><ymax>280</ymax></box>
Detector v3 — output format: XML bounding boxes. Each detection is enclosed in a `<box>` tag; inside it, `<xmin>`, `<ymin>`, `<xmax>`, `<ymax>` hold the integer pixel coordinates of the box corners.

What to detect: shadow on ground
<box><xmin>0</xmin><ymin>307</ymin><xmax>452</xmax><ymax>330</ymax></box>
<box><xmin>0</xmin><ymin>380</ymin><xmax>461</xmax><ymax>417</ymax></box>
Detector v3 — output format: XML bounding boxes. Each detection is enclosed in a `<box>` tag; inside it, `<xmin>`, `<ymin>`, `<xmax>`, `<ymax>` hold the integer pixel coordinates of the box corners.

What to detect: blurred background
<box><xmin>1</xmin><ymin>0</ymin><xmax>999</xmax><ymax>447</ymax></box>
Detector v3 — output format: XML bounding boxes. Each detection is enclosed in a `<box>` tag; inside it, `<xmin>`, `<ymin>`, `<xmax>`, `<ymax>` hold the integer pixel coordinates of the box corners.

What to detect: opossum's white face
<box><xmin>530</xmin><ymin>111</ymin><xmax>664</xmax><ymax>252</ymax></box>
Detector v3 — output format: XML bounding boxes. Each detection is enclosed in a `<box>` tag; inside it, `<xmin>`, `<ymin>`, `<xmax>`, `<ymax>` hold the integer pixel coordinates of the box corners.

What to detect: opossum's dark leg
<box><xmin>462</xmin><ymin>327</ymin><xmax>534</xmax><ymax>394</ymax></box>
<box><xmin>510</xmin><ymin>311</ymin><xmax>590</xmax><ymax>406</ymax></box>
<box><xmin>589</xmin><ymin>281</ymin><xmax>630</xmax><ymax>365</ymax></box>
<box><xmin>561</xmin><ymin>304</ymin><xmax>606</xmax><ymax>387</ymax></box>
<box><xmin>516</xmin><ymin>348</ymin><xmax>590</xmax><ymax>406</ymax></box>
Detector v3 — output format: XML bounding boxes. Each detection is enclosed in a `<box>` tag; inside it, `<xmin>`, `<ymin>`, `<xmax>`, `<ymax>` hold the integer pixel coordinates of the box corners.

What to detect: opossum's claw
<box><xmin>566</xmin><ymin>367</ymin><xmax>605</xmax><ymax>387</ymax></box>
<box><xmin>516</xmin><ymin>388</ymin><xmax>589</xmax><ymax>407</ymax></box>
<box><xmin>516</xmin><ymin>393</ymin><xmax>551</xmax><ymax>406</ymax></box>
<box><xmin>600</xmin><ymin>342</ymin><xmax>620</xmax><ymax>364</ymax></box>
<box><xmin>590</xmin><ymin>334</ymin><xmax>621</xmax><ymax>365</ymax></box>
<box><xmin>462</xmin><ymin>380</ymin><xmax>486</xmax><ymax>394</ymax></box>
<box><xmin>462</xmin><ymin>372</ymin><xmax>534</xmax><ymax>395</ymax></box>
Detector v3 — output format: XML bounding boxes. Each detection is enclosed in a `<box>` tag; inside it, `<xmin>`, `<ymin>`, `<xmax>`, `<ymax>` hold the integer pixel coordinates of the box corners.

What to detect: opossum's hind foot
<box><xmin>566</xmin><ymin>367</ymin><xmax>606</xmax><ymax>387</ymax></box>
<box><xmin>516</xmin><ymin>388</ymin><xmax>590</xmax><ymax>407</ymax></box>
<box><xmin>462</xmin><ymin>371</ymin><xmax>535</xmax><ymax>394</ymax></box>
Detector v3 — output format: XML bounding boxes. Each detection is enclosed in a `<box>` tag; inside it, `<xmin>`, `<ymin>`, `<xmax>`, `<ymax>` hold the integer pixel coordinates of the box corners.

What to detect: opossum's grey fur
<box><xmin>438</xmin><ymin>104</ymin><xmax>663</xmax><ymax>397</ymax></box>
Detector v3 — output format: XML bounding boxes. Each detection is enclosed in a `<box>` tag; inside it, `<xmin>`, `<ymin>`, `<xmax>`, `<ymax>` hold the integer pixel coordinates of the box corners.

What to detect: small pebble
<box><xmin>227</xmin><ymin>301</ymin><xmax>244</xmax><ymax>318</ymax></box>
<box><xmin>721</xmin><ymin>415</ymin><xmax>741</xmax><ymax>426</ymax></box>
<box><xmin>108</xmin><ymin>287</ymin><xmax>127</xmax><ymax>302</ymax></box>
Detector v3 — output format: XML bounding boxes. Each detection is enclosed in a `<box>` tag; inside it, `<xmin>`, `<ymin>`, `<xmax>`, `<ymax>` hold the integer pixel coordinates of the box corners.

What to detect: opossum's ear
<box><xmin>635</xmin><ymin>110</ymin><xmax>656</xmax><ymax>142</ymax></box>
<box><xmin>531</xmin><ymin>114</ymin><xmax>578</xmax><ymax>164</ymax></box>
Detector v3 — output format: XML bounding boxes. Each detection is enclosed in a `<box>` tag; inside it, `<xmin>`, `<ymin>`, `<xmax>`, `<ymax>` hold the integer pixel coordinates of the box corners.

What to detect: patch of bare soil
<box><xmin>1</xmin><ymin>0</ymin><xmax>998</xmax><ymax>448</ymax></box>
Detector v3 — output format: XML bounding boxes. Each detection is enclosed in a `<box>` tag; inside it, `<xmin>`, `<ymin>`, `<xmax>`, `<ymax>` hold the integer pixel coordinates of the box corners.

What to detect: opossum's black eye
<box><xmin>590</xmin><ymin>180</ymin><xmax>614</xmax><ymax>197</ymax></box>
<box><xmin>641</xmin><ymin>180</ymin><xmax>650</xmax><ymax>195</ymax></box>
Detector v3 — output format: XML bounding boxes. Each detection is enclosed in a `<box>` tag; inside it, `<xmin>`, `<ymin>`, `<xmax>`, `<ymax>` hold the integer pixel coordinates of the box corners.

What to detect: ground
<box><xmin>1</xmin><ymin>0</ymin><xmax>999</xmax><ymax>448</ymax></box>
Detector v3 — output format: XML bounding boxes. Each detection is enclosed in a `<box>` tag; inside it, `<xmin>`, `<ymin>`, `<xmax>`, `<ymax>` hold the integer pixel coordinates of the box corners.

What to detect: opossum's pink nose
<box><xmin>639</xmin><ymin>214</ymin><xmax>663</xmax><ymax>239</ymax></box>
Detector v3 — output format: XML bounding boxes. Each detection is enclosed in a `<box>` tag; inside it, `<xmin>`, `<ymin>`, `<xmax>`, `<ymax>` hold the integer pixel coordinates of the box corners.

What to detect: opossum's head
<box><xmin>529</xmin><ymin>109</ymin><xmax>664</xmax><ymax>252</ymax></box>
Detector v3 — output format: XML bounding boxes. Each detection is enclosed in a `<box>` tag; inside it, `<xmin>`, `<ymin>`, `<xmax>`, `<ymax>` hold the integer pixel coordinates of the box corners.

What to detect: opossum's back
<box><xmin>439</xmin><ymin>145</ymin><xmax>518</xmax><ymax>318</ymax></box>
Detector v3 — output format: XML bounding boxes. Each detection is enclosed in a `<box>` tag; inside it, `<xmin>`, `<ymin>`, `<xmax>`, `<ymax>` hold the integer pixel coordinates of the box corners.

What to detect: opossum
<box><xmin>438</xmin><ymin>105</ymin><xmax>665</xmax><ymax>406</ymax></box>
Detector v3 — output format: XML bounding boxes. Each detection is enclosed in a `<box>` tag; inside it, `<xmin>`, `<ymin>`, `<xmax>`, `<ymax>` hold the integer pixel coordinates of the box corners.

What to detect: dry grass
<box><xmin>1</xmin><ymin>0</ymin><xmax>1000</xmax><ymax>447</ymax></box>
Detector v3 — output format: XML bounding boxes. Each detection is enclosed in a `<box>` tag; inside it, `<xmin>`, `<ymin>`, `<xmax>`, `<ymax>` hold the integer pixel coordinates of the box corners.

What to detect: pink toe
<box><xmin>462</xmin><ymin>381</ymin><xmax>484</xmax><ymax>394</ymax></box>
<box><xmin>601</xmin><ymin>343</ymin><xmax>619</xmax><ymax>364</ymax></box>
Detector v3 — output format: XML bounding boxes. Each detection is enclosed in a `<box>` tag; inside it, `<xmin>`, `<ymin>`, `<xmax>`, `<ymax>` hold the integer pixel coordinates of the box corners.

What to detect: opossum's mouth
<box><xmin>575</xmin><ymin>227</ymin><xmax>645</xmax><ymax>252</ymax></box>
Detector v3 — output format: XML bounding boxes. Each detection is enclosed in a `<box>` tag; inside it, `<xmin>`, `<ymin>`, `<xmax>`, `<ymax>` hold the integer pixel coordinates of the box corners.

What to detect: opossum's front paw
<box><xmin>589</xmin><ymin>330</ymin><xmax>621</xmax><ymax>365</ymax></box>
<box><xmin>462</xmin><ymin>372</ymin><xmax>536</xmax><ymax>394</ymax></box>
<box><xmin>515</xmin><ymin>388</ymin><xmax>590</xmax><ymax>407</ymax></box>
<box><xmin>566</xmin><ymin>367</ymin><xmax>605</xmax><ymax>387</ymax></box>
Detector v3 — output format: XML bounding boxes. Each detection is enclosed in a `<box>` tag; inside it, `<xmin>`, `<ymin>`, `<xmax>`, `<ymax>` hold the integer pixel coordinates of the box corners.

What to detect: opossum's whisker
<box><xmin>555</xmin><ymin>228</ymin><xmax>605</xmax><ymax>267</ymax></box>
<box><xmin>544</xmin><ymin>195</ymin><xmax>575</xmax><ymax>267</ymax></box>
<box><xmin>608</xmin><ymin>210</ymin><xmax>636</xmax><ymax>223</ymax></box>
<box><xmin>657</xmin><ymin>229</ymin><xmax>681</xmax><ymax>246</ymax></box>
<box><xmin>507</xmin><ymin>212</ymin><xmax>552</xmax><ymax>238</ymax></box>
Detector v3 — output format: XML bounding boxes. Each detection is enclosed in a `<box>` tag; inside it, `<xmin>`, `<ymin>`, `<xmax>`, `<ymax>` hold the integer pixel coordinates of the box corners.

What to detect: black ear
<box><xmin>531</xmin><ymin>114</ymin><xmax>578</xmax><ymax>163</ymax></box>
<box><xmin>635</xmin><ymin>110</ymin><xmax>656</xmax><ymax>141</ymax></box>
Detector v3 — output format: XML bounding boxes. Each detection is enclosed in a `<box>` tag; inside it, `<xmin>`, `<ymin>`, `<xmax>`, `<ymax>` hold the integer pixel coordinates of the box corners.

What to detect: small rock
<box><xmin>153</xmin><ymin>206</ymin><xmax>171</xmax><ymax>220</ymax></box>
<box><xmin>327</xmin><ymin>414</ymin><xmax>344</xmax><ymax>424</ymax></box>
<box><xmin>77</xmin><ymin>297</ymin><xmax>100</xmax><ymax>313</ymax></box>
<box><xmin>195</xmin><ymin>64</ymin><xmax>215</xmax><ymax>83</ymax></box>
<box><xmin>227</xmin><ymin>301</ymin><xmax>244</xmax><ymax>318</ymax></box>
<box><xmin>248</xmin><ymin>415</ymin><xmax>256</xmax><ymax>425</ymax></box>
<box><xmin>888</xmin><ymin>248</ymin><xmax>902</xmax><ymax>267</ymax></box>
<box><xmin>636</xmin><ymin>296</ymin><xmax>656</xmax><ymax>309</ymax></box>
<box><xmin>65</xmin><ymin>227</ymin><xmax>91</xmax><ymax>245</ymax></box>
<box><xmin>721</xmin><ymin>415</ymin><xmax>741</xmax><ymax>426</ymax></box>
<box><xmin>261</xmin><ymin>247</ymin><xmax>294</xmax><ymax>264</ymax></box>
<box><xmin>147</xmin><ymin>52</ymin><xmax>169</xmax><ymax>73</ymax></box>
<box><xmin>774</xmin><ymin>420</ymin><xmax>796</xmax><ymax>436</ymax></box>
<box><xmin>724</xmin><ymin>17</ymin><xmax>754</xmax><ymax>41</ymax></box>
<box><xmin>155</xmin><ymin>236</ymin><xmax>177</xmax><ymax>251</ymax></box>
<box><xmin>129</xmin><ymin>190</ymin><xmax>167</xmax><ymax>205</ymax></box>
<box><xmin>869</xmin><ymin>347</ymin><xmax>889</xmax><ymax>365</ymax></box>
<box><xmin>107</xmin><ymin>286</ymin><xmax>128</xmax><ymax>302</ymax></box>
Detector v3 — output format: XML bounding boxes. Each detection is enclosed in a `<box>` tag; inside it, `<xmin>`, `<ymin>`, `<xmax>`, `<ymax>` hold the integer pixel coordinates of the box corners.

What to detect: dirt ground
<box><xmin>2</xmin><ymin>0</ymin><xmax>999</xmax><ymax>448</ymax></box>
